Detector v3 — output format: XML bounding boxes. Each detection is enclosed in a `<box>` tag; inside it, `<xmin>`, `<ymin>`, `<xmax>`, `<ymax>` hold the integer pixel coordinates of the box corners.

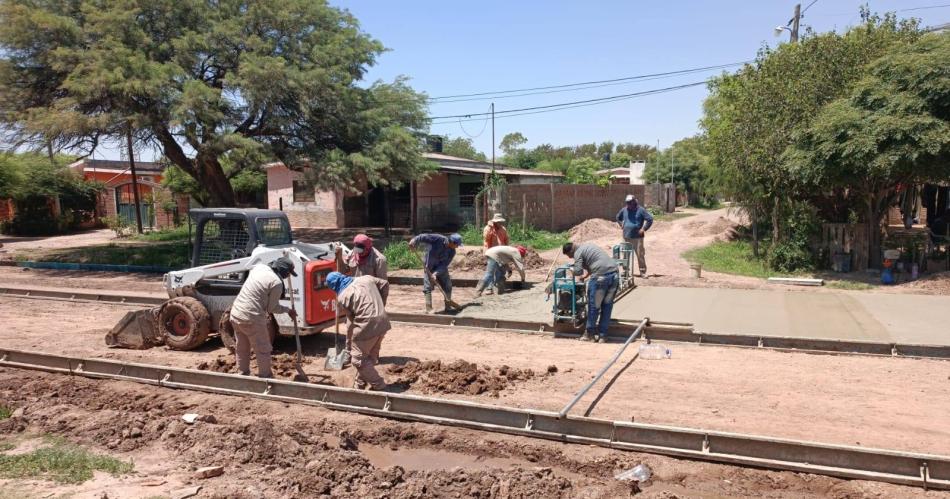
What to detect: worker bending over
<box><xmin>346</xmin><ymin>234</ymin><xmax>388</xmax><ymax>280</ymax></box>
<box><xmin>229</xmin><ymin>256</ymin><xmax>298</xmax><ymax>378</ymax></box>
<box><xmin>616</xmin><ymin>194</ymin><xmax>653</xmax><ymax>278</ymax></box>
<box><xmin>562</xmin><ymin>242</ymin><xmax>619</xmax><ymax>343</ymax></box>
<box><xmin>476</xmin><ymin>245</ymin><xmax>527</xmax><ymax>296</ymax></box>
<box><xmin>326</xmin><ymin>271</ymin><xmax>391</xmax><ymax>391</ymax></box>
<box><xmin>483</xmin><ymin>213</ymin><xmax>509</xmax><ymax>249</ymax></box>
<box><xmin>409</xmin><ymin>232</ymin><xmax>462</xmax><ymax>313</ymax></box>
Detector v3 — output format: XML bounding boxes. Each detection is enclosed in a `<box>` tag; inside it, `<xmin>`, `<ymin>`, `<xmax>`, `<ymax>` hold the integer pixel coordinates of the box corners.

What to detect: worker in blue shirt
<box><xmin>409</xmin><ymin>232</ymin><xmax>463</xmax><ymax>313</ymax></box>
<box><xmin>616</xmin><ymin>194</ymin><xmax>653</xmax><ymax>278</ymax></box>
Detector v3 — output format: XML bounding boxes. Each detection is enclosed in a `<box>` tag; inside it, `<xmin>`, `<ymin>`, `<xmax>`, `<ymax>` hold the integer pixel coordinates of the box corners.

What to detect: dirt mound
<box><xmin>686</xmin><ymin>216</ymin><xmax>738</xmax><ymax>238</ymax></box>
<box><xmin>388</xmin><ymin>360</ymin><xmax>538</xmax><ymax>397</ymax></box>
<box><xmin>450</xmin><ymin>247</ymin><xmax>548</xmax><ymax>271</ymax></box>
<box><xmin>196</xmin><ymin>353</ymin><xmax>313</xmax><ymax>380</ymax></box>
<box><xmin>569</xmin><ymin>218</ymin><xmax>616</xmax><ymax>242</ymax></box>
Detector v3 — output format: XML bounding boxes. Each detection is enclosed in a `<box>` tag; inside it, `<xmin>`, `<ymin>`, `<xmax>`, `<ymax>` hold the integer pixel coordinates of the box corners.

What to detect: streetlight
<box><xmin>774</xmin><ymin>25</ymin><xmax>792</xmax><ymax>37</ymax></box>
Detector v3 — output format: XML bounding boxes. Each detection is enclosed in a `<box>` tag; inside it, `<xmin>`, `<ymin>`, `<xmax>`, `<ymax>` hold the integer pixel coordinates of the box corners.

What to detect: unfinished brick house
<box><xmin>265</xmin><ymin>153</ymin><xmax>562</xmax><ymax>231</ymax></box>
<box><xmin>68</xmin><ymin>159</ymin><xmax>189</xmax><ymax>230</ymax></box>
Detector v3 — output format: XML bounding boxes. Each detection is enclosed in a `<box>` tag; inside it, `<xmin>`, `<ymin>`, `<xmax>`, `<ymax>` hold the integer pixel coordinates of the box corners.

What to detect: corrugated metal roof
<box><xmin>265</xmin><ymin>153</ymin><xmax>562</xmax><ymax>178</ymax></box>
<box><xmin>68</xmin><ymin>159</ymin><xmax>165</xmax><ymax>174</ymax></box>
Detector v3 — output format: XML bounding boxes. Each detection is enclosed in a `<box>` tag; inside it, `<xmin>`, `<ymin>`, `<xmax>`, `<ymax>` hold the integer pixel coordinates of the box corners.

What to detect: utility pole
<box><xmin>790</xmin><ymin>3</ymin><xmax>801</xmax><ymax>43</ymax></box>
<box><xmin>670</xmin><ymin>145</ymin><xmax>675</xmax><ymax>185</ymax></box>
<box><xmin>490</xmin><ymin>102</ymin><xmax>495</xmax><ymax>172</ymax></box>
<box><xmin>126</xmin><ymin>124</ymin><xmax>144</xmax><ymax>235</ymax></box>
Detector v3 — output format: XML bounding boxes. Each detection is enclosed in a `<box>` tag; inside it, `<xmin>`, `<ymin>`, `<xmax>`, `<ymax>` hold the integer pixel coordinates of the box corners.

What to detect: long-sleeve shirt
<box><xmin>347</xmin><ymin>247</ymin><xmax>388</xmax><ymax>280</ymax></box>
<box><xmin>337</xmin><ymin>276</ymin><xmax>391</xmax><ymax>342</ymax></box>
<box><xmin>483</xmin><ymin>224</ymin><xmax>509</xmax><ymax>249</ymax></box>
<box><xmin>485</xmin><ymin>246</ymin><xmax>525</xmax><ymax>281</ymax></box>
<box><xmin>230</xmin><ymin>264</ymin><xmax>290</xmax><ymax>325</ymax></box>
<box><xmin>410</xmin><ymin>233</ymin><xmax>455</xmax><ymax>274</ymax></box>
<box><xmin>616</xmin><ymin>205</ymin><xmax>654</xmax><ymax>239</ymax></box>
<box><xmin>572</xmin><ymin>244</ymin><xmax>617</xmax><ymax>278</ymax></box>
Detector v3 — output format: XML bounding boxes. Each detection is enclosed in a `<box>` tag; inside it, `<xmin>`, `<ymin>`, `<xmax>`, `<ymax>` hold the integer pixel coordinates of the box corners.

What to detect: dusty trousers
<box><xmin>352</xmin><ymin>333</ymin><xmax>386</xmax><ymax>389</ymax></box>
<box><xmin>623</xmin><ymin>237</ymin><xmax>647</xmax><ymax>275</ymax></box>
<box><xmin>231</xmin><ymin>319</ymin><xmax>273</xmax><ymax>378</ymax></box>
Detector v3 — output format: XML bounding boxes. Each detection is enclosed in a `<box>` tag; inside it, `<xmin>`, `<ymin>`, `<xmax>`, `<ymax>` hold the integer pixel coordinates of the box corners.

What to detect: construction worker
<box><xmin>408</xmin><ymin>232</ymin><xmax>462</xmax><ymax>313</ymax></box>
<box><xmin>346</xmin><ymin>234</ymin><xmax>387</xmax><ymax>280</ymax></box>
<box><xmin>562</xmin><ymin>242</ymin><xmax>619</xmax><ymax>343</ymax></box>
<box><xmin>229</xmin><ymin>256</ymin><xmax>298</xmax><ymax>378</ymax></box>
<box><xmin>326</xmin><ymin>271</ymin><xmax>391</xmax><ymax>391</ymax></box>
<box><xmin>616</xmin><ymin>194</ymin><xmax>653</xmax><ymax>278</ymax></box>
<box><xmin>483</xmin><ymin>213</ymin><xmax>509</xmax><ymax>249</ymax></box>
<box><xmin>476</xmin><ymin>245</ymin><xmax>527</xmax><ymax>296</ymax></box>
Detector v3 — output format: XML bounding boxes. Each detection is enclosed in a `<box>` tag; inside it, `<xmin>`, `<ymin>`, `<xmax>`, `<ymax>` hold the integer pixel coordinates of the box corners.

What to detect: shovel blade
<box><xmin>324</xmin><ymin>348</ymin><xmax>347</xmax><ymax>370</ymax></box>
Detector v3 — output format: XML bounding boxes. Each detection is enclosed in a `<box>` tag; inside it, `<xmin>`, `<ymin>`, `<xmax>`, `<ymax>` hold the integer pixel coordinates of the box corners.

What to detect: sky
<box><xmin>85</xmin><ymin>0</ymin><xmax>949</xmax><ymax>161</ymax></box>
<box><xmin>330</xmin><ymin>0</ymin><xmax>950</xmax><ymax>158</ymax></box>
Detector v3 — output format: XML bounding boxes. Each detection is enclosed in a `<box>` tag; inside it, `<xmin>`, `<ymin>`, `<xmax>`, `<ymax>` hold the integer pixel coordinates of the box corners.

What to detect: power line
<box><xmin>899</xmin><ymin>3</ymin><xmax>950</xmax><ymax>12</ymax></box>
<box><xmin>430</xmin><ymin>63</ymin><xmax>747</xmax><ymax>104</ymax></box>
<box><xmin>801</xmin><ymin>0</ymin><xmax>820</xmax><ymax>15</ymax></box>
<box><xmin>429</xmin><ymin>81</ymin><xmax>707</xmax><ymax>125</ymax></box>
<box><xmin>426</xmin><ymin>61</ymin><xmax>747</xmax><ymax>101</ymax></box>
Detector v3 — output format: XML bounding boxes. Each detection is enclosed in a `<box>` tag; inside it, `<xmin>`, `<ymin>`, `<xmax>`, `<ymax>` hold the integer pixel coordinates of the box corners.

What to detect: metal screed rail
<box><xmin>0</xmin><ymin>349</ymin><xmax>947</xmax><ymax>490</ymax></box>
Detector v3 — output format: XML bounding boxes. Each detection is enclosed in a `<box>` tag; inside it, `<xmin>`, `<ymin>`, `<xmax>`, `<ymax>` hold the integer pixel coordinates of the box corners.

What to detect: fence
<box><xmin>505</xmin><ymin>184</ymin><xmax>647</xmax><ymax>232</ymax></box>
<box><xmin>820</xmin><ymin>223</ymin><xmax>869</xmax><ymax>272</ymax></box>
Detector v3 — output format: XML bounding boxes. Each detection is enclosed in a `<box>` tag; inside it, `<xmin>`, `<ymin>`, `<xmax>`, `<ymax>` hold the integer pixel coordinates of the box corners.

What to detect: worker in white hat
<box><xmin>483</xmin><ymin>213</ymin><xmax>509</xmax><ymax>249</ymax></box>
<box><xmin>616</xmin><ymin>194</ymin><xmax>653</xmax><ymax>278</ymax></box>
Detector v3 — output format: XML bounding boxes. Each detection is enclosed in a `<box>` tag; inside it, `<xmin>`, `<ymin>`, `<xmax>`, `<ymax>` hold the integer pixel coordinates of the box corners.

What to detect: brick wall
<box><xmin>506</xmin><ymin>184</ymin><xmax>646</xmax><ymax>232</ymax></box>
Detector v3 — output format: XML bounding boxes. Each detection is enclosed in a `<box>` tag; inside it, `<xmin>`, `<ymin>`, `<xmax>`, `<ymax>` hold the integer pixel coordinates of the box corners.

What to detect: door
<box><xmin>114</xmin><ymin>183</ymin><xmax>154</xmax><ymax>228</ymax></box>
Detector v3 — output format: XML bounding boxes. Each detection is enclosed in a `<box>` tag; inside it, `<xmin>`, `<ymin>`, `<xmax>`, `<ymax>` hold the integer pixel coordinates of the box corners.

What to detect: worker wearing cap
<box><xmin>229</xmin><ymin>256</ymin><xmax>298</xmax><ymax>378</ymax></box>
<box><xmin>476</xmin><ymin>245</ymin><xmax>527</xmax><ymax>296</ymax></box>
<box><xmin>616</xmin><ymin>194</ymin><xmax>653</xmax><ymax>278</ymax></box>
<box><xmin>326</xmin><ymin>271</ymin><xmax>391</xmax><ymax>391</ymax></box>
<box><xmin>562</xmin><ymin>242</ymin><xmax>619</xmax><ymax>343</ymax></box>
<box><xmin>346</xmin><ymin>234</ymin><xmax>388</xmax><ymax>280</ymax></box>
<box><xmin>483</xmin><ymin>213</ymin><xmax>509</xmax><ymax>249</ymax></box>
<box><xmin>408</xmin><ymin>232</ymin><xmax>462</xmax><ymax>313</ymax></box>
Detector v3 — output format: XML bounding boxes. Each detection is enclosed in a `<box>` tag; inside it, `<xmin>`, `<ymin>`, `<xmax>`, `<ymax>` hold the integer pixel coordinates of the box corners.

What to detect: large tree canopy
<box><xmin>0</xmin><ymin>0</ymin><xmax>432</xmax><ymax>206</ymax></box>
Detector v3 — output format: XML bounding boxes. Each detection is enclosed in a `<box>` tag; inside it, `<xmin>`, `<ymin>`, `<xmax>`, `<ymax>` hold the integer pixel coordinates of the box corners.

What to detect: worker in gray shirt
<box><xmin>561</xmin><ymin>242</ymin><xmax>619</xmax><ymax>343</ymax></box>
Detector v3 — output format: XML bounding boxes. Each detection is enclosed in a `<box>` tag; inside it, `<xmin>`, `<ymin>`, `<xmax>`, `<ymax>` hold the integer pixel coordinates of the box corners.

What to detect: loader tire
<box><xmin>159</xmin><ymin>297</ymin><xmax>211</xmax><ymax>351</ymax></box>
<box><xmin>218</xmin><ymin>308</ymin><xmax>278</xmax><ymax>353</ymax></box>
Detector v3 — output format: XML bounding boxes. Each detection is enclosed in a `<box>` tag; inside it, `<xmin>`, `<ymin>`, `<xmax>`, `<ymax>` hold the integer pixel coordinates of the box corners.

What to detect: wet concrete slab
<box><xmin>610</xmin><ymin>287</ymin><xmax>949</xmax><ymax>345</ymax></box>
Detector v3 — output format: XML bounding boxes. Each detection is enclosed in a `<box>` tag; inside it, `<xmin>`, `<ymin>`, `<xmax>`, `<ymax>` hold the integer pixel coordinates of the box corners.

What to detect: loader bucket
<box><xmin>105</xmin><ymin>307</ymin><xmax>165</xmax><ymax>349</ymax></box>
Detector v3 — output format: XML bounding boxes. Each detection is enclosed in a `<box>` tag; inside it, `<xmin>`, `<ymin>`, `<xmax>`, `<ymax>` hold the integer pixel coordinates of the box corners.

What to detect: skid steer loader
<box><xmin>105</xmin><ymin>208</ymin><xmax>347</xmax><ymax>351</ymax></box>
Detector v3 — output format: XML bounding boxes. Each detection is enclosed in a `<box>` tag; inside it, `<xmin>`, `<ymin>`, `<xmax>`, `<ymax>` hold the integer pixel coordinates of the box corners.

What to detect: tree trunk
<box><xmin>771</xmin><ymin>195</ymin><xmax>780</xmax><ymax>246</ymax></box>
<box><xmin>196</xmin><ymin>154</ymin><xmax>237</xmax><ymax>207</ymax></box>
<box><xmin>751</xmin><ymin>206</ymin><xmax>759</xmax><ymax>258</ymax></box>
<box><xmin>867</xmin><ymin>192</ymin><xmax>884</xmax><ymax>270</ymax></box>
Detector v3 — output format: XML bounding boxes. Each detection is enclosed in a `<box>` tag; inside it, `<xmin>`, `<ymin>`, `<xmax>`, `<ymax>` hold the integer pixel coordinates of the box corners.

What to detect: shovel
<box><xmin>324</xmin><ymin>300</ymin><xmax>348</xmax><ymax>370</ymax></box>
<box><xmin>286</xmin><ymin>277</ymin><xmax>309</xmax><ymax>382</ymax></box>
<box><xmin>424</xmin><ymin>266</ymin><xmax>461</xmax><ymax>310</ymax></box>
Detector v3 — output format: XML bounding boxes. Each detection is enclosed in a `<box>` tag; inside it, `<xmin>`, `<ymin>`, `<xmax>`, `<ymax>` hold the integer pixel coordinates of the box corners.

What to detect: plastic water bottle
<box><xmin>638</xmin><ymin>343</ymin><xmax>671</xmax><ymax>360</ymax></box>
<box><xmin>615</xmin><ymin>463</ymin><xmax>652</xmax><ymax>483</ymax></box>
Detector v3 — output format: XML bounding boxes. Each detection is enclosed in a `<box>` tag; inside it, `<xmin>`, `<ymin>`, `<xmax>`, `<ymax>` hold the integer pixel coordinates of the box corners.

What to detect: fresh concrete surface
<box><xmin>611</xmin><ymin>286</ymin><xmax>949</xmax><ymax>346</ymax></box>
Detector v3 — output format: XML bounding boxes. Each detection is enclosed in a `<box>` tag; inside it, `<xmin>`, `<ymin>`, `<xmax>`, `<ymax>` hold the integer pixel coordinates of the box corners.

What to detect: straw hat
<box><xmin>490</xmin><ymin>213</ymin><xmax>506</xmax><ymax>223</ymax></box>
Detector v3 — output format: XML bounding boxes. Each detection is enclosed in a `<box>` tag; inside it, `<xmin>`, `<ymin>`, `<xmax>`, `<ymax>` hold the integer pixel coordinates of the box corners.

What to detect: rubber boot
<box><xmin>495</xmin><ymin>281</ymin><xmax>506</xmax><ymax>295</ymax></box>
<box><xmin>424</xmin><ymin>293</ymin><xmax>433</xmax><ymax>314</ymax></box>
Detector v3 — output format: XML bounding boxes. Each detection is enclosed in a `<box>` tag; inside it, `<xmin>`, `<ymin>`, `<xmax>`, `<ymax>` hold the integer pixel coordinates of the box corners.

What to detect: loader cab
<box><xmin>190</xmin><ymin>208</ymin><xmax>293</xmax><ymax>268</ymax></box>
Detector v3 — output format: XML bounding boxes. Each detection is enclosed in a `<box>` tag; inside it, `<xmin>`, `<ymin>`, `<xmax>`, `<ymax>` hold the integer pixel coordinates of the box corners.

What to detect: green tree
<box><xmin>609</xmin><ymin>152</ymin><xmax>632</xmax><ymax>169</ymax></box>
<box><xmin>786</xmin><ymin>31</ymin><xmax>950</xmax><ymax>264</ymax></box>
<box><xmin>615</xmin><ymin>143</ymin><xmax>655</xmax><ymax>160</ymax></box>
<box><xmin>643</xmin><ymin>135</ymin><xmax>718</xmax><ymax>205</ymax></box>
<box><xmin>702</xmin><ymin>10</ymin><xmax>920</xmax><ymax>250</ymax></box>
<box><xmin>564</xmin><ymin>157</ymin><xmax>609</xmax><ymax>186</ymax></box>
<box><xmin>442</xmin><ymin>137</ymin><xmax>487</xmax><ymax>162</ymax></box>
<box><xmin>499</xmin><ymin>132</ymin><xmax>528</xmax><ymax>156</ymax></box>
<box><xmin>0</xmin><ymin>153</ymin><xmax>99</xmax><ymax>235</ymax></box>
<box><xmin>0</xmin><ymin>0</ymin><xmax>432</xmax><ymax>207</ymax></box>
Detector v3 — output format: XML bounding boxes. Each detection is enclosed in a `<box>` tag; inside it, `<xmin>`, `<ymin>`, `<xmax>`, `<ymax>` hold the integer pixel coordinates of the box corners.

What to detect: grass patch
<box><xmin>0</xmin><ymin>406</ymin><xmax>11</xmax><ymax>420</ymax></box>
<box><xmin>683</xmin><ymin>240</ymin><xmax>807</xmax><ymax>279</ymax></box>
<box><xmin>826</xmin><ymin>280</ymin><xmax>876</xmax><ymax>291</ymax></box>
<box><xmin>0</xmin><ymin>442</ymin><xmax>14</xmax><ymax>452</ymax></box>
<box><xmin>382</xmin><ymin>241</ymin><xmax>423</xmax><ymax>270</ymax></box>
<box><xmin>459</xmin><ymin>223</ymin><xmax>569</xmax><ymax>251</ymax></box>
<box><xmin>132</xmin><ymin>224</ymin><xmax>190</xmax><ymax>242</ymax></box>
<box><xmin>0</xmin><ymin>440</ymin><xmax>133</xmax><ymax>484</ymax></box>
<box><xmin>38</xmin><ymin>241</ymin><xmax>190</xmax><ymax>269</ymax></box>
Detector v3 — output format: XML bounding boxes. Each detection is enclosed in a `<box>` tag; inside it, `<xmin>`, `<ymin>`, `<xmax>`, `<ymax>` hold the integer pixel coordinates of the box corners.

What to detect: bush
<box><xmin>766</xmin><ymin>241</ymin><xmax>813</xmax><ymax>273</ymax></box>
<box><xmin>382</xmin><ymin>241</ymin><xmax>422</xmax><ymax>270</ymax></box>
<box><xmin>103</xmin><ymin>216</ymin><xmax>133</xmax><ymax>238</ymax></box>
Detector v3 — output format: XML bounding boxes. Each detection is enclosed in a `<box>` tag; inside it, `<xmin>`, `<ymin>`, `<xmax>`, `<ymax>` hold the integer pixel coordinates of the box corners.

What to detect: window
<box><xmin>197</xmin><ymin>218</ymin><xmax>250</xmax><ymax>265</ymax></box>
<box><xmin>293</xmin><ymin>180</ymin><xmax>313</xmax><ymax>203</ymax></box>
<box><xmin>256</xmin><ymin>217</ymin><xmax>292</xmax><ymax>246</ymax></box>
<box><xmin>458</xmin><ymin>182</ymin><xmax>482</xmax><ymax>208</ymax></box>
